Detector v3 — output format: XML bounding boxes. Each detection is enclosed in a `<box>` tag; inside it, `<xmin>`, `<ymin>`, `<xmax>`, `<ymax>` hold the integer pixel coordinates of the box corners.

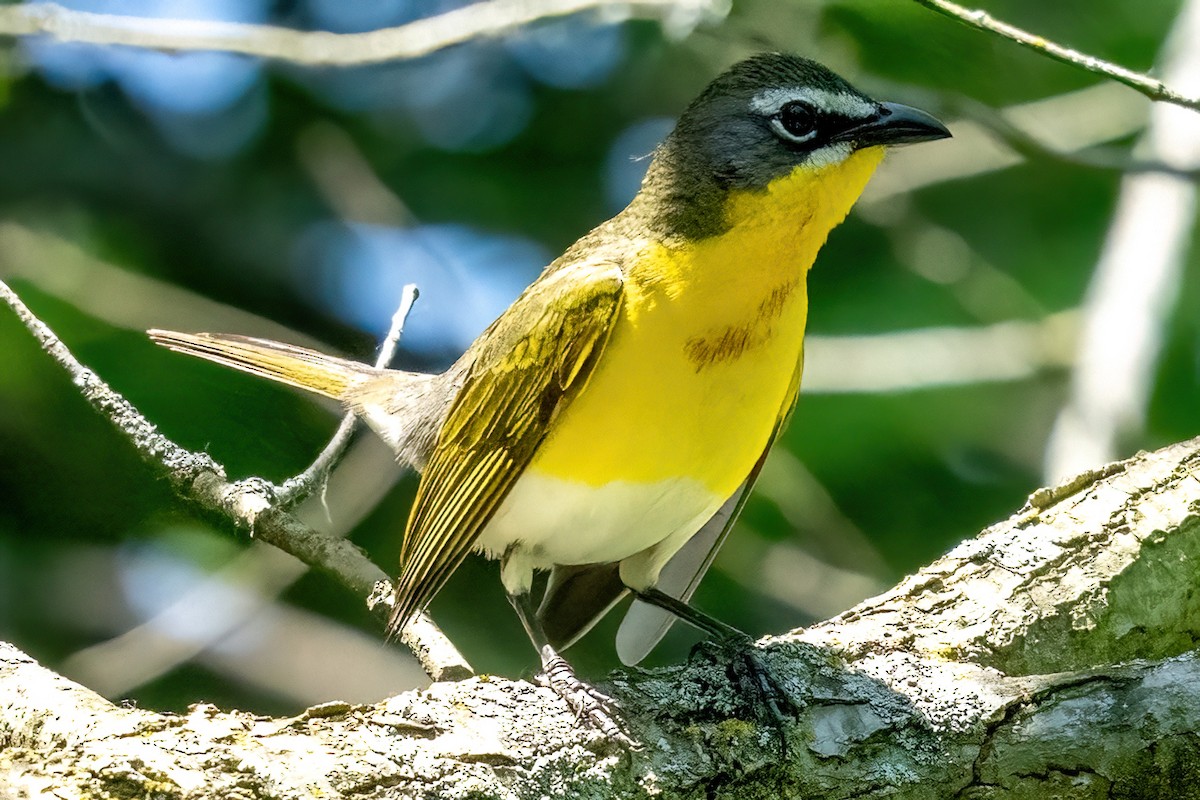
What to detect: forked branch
<box><xmin>0</xmin><ymin>278</ymin><xmax>471</xmax><ymax>681</ymax></box>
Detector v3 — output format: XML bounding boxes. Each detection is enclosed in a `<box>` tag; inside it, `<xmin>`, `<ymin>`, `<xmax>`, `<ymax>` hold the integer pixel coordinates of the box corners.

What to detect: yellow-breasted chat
<box><xmin>149</xmin><ymin>53</ymin><xmax>950</xmax><ymax>738</ymax></box>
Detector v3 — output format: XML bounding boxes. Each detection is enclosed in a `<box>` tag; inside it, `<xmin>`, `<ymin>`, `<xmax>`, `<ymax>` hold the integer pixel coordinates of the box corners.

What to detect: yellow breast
<box><xmin>528</xmin><ymin>147</ymin><xmax>885</xmax><ymax>498</ymax></box>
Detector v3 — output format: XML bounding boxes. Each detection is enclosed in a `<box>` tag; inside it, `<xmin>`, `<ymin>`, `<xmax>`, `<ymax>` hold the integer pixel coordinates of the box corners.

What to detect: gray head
<box><xmin>639</xmin><ymin>53</ymin><xmax>949</xmax><ymax>238</ymax></box>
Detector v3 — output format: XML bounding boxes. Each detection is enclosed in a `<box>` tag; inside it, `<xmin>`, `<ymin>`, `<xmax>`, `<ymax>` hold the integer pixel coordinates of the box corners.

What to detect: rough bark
<box><xmin>4</xmin><ymin>437</ymin><xmax>1200</xmax><ymax>798</ymax></box>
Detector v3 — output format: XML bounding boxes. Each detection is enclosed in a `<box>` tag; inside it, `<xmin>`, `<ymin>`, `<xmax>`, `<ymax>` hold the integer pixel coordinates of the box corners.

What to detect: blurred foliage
<box><xmin>0</xmin><ymin>0</ymin><xmax>1197</xmax><ymax>717</ymax></box>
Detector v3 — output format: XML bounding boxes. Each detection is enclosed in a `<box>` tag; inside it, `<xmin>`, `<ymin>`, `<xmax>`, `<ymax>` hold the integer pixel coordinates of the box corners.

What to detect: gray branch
<box><xmin>3</xmin><ymin>0</ymin><xmax>1196</xmax><ymax>114</ymax></box>
<box><xmin>5</xmin><ymin>431</ymin><xmax>1200</xmax><ymax>796</ymax></box>
<box><xmin>912</xmin><ymin>0</ymin><xmax>1200</xmax><ymax>113</ymax></box>
<box><xmin>0</xmin><ymin>278</ymin><xmax>472</xmax><ymax>683</ymax></box>
<box><xmin>0</xmin><ymin>0</ymin><xmax>724</xmax><ymax>66</ymax></box>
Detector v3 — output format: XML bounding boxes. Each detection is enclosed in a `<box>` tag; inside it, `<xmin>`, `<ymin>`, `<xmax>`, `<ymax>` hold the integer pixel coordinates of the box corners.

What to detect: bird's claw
<box><xmin>693</xmin><ymin>636</ymin><xmax>793</xmax><ymax>754</ymax></box>
<box><xmin>733</xmin><ymin>648</ymin><xmax>790</xmax><ymax>729</ymax></box>
<box><xmin>540</xmin><ymin>654</ymin><xmax>634</xmax><ymax>747</ymax></box>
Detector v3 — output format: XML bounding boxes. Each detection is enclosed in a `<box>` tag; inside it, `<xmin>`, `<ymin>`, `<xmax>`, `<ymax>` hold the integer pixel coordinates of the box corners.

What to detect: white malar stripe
<box><xmin>480</xmin><ymin>471</ymin><xmax>723</xmax><ymax>596</ymax></box>
<box><xmin>750</xmin><ymin>86</ymin><xmax>877</xmax><ymax>120</ymax></box>
<box><xmin>804</xmin><ymin>141</ymin><xmax>854</xmax><ymax>170</ymax></box>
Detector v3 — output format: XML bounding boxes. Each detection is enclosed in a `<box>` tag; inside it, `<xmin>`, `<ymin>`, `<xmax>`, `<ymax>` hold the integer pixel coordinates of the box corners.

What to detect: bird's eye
<box><xmin>771</xmin><ymin>101</ymin><xmax>818</xmax><ymax>144</ymax></box>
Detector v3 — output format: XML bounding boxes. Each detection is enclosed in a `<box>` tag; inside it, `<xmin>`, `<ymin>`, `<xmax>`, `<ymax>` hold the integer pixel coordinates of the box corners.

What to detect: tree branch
<box><xmin>912</xmin><ymin>0</ymin><xmax>1200</xmax><ymax>113</ymax></box>
<box><xmin>4</xmin><ymin>437</ymin><xmax>1200</xmax><ymax>795</ymax></box>
<box><xmin>0</xmin><ymin>0</ymin><xmax>724</xmax><ymax>66</ymax></box>
<box><xmin>0</xmin><ymin>278</ymin><xmax>472</xmax><ymax>682</ymax></box>
<box><xmin>7</xmin><ymin>0</ymin><xmax>1193</xmax><ymax>116</ymax></box>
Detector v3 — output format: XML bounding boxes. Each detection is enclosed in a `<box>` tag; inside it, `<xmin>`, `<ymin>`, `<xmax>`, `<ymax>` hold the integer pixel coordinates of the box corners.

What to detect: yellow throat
<box><xmin>528</xmin><ymin>146</ymin><xmax>887</xmax><ymax>496</ymax></box>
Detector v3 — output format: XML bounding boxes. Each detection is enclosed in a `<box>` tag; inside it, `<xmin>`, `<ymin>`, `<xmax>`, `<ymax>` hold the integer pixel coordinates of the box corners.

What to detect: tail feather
<box><xmin>148</xmin><ymin>330</ymin><xmax>373</xmax><ymax>400</ymax></box>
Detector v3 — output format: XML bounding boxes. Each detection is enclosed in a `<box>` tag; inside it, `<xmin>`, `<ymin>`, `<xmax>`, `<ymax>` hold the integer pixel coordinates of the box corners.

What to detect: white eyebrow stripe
<box><xmin>749</xmin><ymin>86</ymin><xmax>877</xmax><ymax>119</ymax></box>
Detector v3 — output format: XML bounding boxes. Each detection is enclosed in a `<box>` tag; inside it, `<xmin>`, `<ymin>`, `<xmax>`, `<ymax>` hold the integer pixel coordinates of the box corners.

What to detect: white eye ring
<box><xmin>769</xmin><ymin>101</ymin><xmax>818</xmax><ymax>145</ymax></box>
<box><xmin>770</xmin><ymin>118</ymin><xmax>816</xmax><ymax>144</ymax></box>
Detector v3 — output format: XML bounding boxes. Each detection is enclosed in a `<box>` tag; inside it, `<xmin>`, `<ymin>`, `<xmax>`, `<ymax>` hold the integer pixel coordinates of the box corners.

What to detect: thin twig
<box><xmin>0</xmin><ymin>279</ymin><xmax>227</xmax><ymax>487</ymax></box>
<box><xmin>912</xmin><ymin>0</ymin><xmax>1200</xmax><ymax>113</ymax></box>
<box><xmin>0</xmin><ymin>278</ymin><xmax>472</xmax><ymax>681</ymax></box>
<box><xmin>276</xmin><ymin>284</ymin><xmax>419</xmax><ymax>507</ymax></box>
<box><xmin>0</xmin><ymin>0</ymin><xmax>723</xmax><ymax>67</ymax></box>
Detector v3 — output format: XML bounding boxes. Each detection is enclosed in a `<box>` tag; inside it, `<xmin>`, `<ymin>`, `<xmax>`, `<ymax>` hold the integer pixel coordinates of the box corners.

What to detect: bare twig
<box><xmin>3</xmin><ymin>223</ymin><xmax>428</xmax><ymax>694</ymax></box>
<box><xmin>0</xmin><ymin>222</ymin><xmax>335</xmax><ymax>352</ymax></box>
<box><xmin>275</xmin><ymin>284</ymin><xmax>419</xmax><ymax>508</ymax></box>
<box><xmin>0</xmin><ymin>278</ymin><xmax>472</xmax><ymax>681</ymax></box>
<box><xmin>0</xmin><ymin>0</ymin><xmax>723</xmax><ymax>67</ymax></box>
<box><xmin>912</xmin><ymin>0</ymin><xmax>1200</xmax><ymax>113</ymax></box>
<box><xmin>0</xmin><ymin>278</ymin><xmax>227</xmax><ymax>487</ymax></box>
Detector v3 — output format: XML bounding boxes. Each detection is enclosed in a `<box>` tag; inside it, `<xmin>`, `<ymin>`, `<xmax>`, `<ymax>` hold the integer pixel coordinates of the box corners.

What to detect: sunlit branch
<box><xmin>61</xmin><ymin>285</ymin><xmax>421</xmax><ymax>697</ymax></box>
<box><xmin>0</xmin><ymin>278</ymin><xmax>472</xmax><ymax>682</ymax></box>
<box><xmin>9</xmin><ymin>435</ymin><xmax>1200</xmax><ymax>792</ymax></box>
<box><xmin>803</xmin><ymin>311</ymin><xmax>1078</xmax><ymax>394</ymax></box>
<box><xmin>912</xmin><ymin>0</ymin><xmax>1200</xmax><ymax>113</ymax></box>
<box><xmin>0</xmin><ymin>0</ymin><xmax>724</xmax><ymax>66</ymax></box>
<box><xmin>0</xmin><ymin>222</ymin><xmax>333</xmax><ymax>349</ymax></box>
<box><xmin>296</xmin><ymin>123</ymin><xmax>417</xmax><ymax>228</ymax></box>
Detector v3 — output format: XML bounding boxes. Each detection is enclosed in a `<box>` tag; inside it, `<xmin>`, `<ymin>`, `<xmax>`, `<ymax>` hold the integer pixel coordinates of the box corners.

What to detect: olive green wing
<box><xmin>614</xmin><ymin>349</ymin><xmax>805</xmax><ymax>665</ymax></box>
<box><xmin>386</xmin><ymin>262</ymin><xmax>624</xmax><ymax>635</ymax></box>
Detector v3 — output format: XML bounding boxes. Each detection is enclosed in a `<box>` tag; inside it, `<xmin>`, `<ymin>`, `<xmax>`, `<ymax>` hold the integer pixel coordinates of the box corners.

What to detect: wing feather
<box><xmin>387</xmin><ymin>263</ymin><xmax>624</xmax><ymax>634</ymax></box>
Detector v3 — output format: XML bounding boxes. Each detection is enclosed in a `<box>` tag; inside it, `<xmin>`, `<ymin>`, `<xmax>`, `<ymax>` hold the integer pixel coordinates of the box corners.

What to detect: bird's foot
<box><xmin>694</xmin><ymin>636</ymin><xmax>793</xmax><ymax>754</ymax></box>
<box><xmin>539</xmin><ymin>652</ymin><xmax>634</xmax><ymax>747</ymax></box>
<box><xmin>733</xmin><ymin>646</ymin><xmax>791</xmax><ymax>737</ymax></box>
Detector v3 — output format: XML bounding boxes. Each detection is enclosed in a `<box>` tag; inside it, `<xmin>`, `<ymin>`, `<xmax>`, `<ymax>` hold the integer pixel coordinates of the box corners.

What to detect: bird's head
<box><xmin>640</xmin><ymin>53</ymin><xmax>950</xmax><ymax>240</ymax></box>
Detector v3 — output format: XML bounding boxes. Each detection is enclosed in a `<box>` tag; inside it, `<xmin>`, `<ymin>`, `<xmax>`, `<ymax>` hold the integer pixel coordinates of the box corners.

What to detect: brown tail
<box><xmin>147</xmin><ymin>330</ymin><xmax>374</xmax><ymax>400</ymax></box>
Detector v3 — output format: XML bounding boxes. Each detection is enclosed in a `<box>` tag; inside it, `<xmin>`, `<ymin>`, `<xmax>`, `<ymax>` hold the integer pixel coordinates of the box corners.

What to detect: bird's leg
<box><xmin>632</xmin><ymin>587</ymin><xmax>791</xmax><ymax>747</ymax></box>
<box><xmin>633</xmin><ymin>587</ymin><xmax>750</xmax><ymax>642</ymax></box>
<box><xmin>507</xmin><ymin>591</ymin><xmax>631</xmax><ymax>744</ymax></box>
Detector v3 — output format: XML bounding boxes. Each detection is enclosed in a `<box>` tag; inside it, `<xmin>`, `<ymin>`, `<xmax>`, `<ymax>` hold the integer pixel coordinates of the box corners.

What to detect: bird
<box><xmin>149</xmin><ymin>52</ymin><xmax>950</xmax><ymax>737</ymax></box>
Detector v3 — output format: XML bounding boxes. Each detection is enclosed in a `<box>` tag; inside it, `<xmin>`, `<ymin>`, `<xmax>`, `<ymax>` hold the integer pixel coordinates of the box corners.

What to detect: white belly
<box><xmin>477</xmin><ymin>470</ymin><xmax>724</xmax><ymax>595</ymax></box>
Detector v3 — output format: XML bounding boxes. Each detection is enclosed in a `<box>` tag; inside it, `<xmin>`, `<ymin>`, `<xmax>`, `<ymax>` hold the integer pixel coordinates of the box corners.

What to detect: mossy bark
<box><xmin>4</xmin><ymin>438</ymin><xmax>1200</xmax><ymax>798</ymax></box>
